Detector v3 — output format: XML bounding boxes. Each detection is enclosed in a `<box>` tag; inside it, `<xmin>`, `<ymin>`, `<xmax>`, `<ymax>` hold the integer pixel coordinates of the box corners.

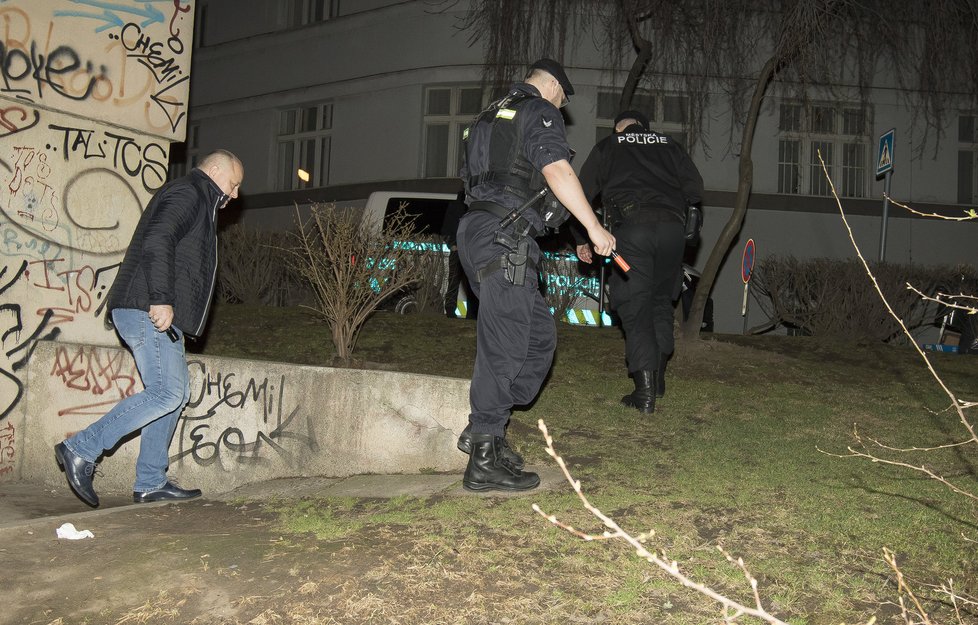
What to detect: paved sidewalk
<box><xmin>0</xmin><ymin>465</ymin><xmax>565</xmax><ymax>531</ymax></box>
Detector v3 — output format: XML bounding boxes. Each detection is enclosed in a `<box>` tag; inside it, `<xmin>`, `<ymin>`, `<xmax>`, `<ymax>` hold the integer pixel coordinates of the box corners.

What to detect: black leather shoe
<box><xmin>54</xmin><ymin>442</ymin><xmax>99</xmax><ymax>507</ymax></box>
<box><xmin>463</xmin><ymin>433</ymin><xmax>540</xmax><ymax>492</ymax></box>
<box><xmin>457</xmin><ymin>425</ymin><xmax>524</xmax><ymax>470</ymax></box>
<box><xmin>133</xmin><ymin>481</ymin><xmax>202</xmax><ymax>503</ymax></box>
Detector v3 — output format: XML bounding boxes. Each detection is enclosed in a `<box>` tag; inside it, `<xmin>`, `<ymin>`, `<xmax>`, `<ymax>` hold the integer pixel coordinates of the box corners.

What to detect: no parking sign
<box><xmin>742</xmin><ymin>239</ymin><xmax>755</xmax><ymax>284</ymax></box>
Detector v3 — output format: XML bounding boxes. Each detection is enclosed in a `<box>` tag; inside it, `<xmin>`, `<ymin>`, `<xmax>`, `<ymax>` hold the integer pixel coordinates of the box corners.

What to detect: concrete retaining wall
<box><xmin>13</xmin><ymin>340</ymin><xmax>470</xmax><ymax>495</ymax></box>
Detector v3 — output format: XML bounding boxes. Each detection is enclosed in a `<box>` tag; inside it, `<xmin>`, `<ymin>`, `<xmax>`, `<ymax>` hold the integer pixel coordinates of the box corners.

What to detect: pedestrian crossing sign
<box><xmin>877</xmin><ymin>129</ymin><xmax>895</xmax><ymax>177</ymax></box>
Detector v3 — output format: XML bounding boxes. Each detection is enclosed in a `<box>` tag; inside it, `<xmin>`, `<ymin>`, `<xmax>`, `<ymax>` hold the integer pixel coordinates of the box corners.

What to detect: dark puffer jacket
<box><xmin>107</xmin><ymin>169</ymin><xmax>225</xmax><ymax>337</ymax></box>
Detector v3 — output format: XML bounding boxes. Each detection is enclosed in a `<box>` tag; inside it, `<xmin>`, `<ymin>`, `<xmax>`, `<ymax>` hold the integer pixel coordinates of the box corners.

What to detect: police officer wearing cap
<box><xmin>576</xmin><ymin>110</ymin><xmax>704</xmax><ymax>414</ymax></box>
<box><xmin>455</xmin><ymin>58</ymin><xmax>616</xmax><ymax>491</ymax></box>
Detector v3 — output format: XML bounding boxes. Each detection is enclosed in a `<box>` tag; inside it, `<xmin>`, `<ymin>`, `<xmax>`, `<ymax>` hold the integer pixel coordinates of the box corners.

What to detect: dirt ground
<box><xmin>1</xmin><ymin>472</ymin><xmax>598</xmax><ymax>625</ymax></box>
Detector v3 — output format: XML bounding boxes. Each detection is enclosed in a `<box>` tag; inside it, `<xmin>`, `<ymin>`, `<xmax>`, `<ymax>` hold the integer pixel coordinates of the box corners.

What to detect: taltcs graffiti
<box><xmin>49</xmin><ymin>343</ymin><xmax>138</xmax><ymax>416</ymax></box>
<box><xmin>0</xmin><ymin>421</ymin><xmax>15</xmax><ymax>477</ymax></box>
<box><xmin>49</xmin><ymin>124</ymin><xmax>168</xmax><ymax>193</ymax></box>
<box><xmin>2</xmin><ymin>125</ymin><xmax>161</xmax><ymax>252</ymax></box>
<box><xmin>176</xmin><ymin>363</ymin><xmax>320</xmax><ymax>468</ymax></box>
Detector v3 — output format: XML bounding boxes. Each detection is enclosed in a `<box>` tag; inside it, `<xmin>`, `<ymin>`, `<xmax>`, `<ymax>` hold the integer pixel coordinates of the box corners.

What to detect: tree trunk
<box><xmin>619</xmin><ymin>5</ymin><xmax>651</xmax><ymax>111</ymax></box>
<box><xmin>679</xmin><ymin>53</ymin><xmax>781</xmax><ymax>342</ymax></box>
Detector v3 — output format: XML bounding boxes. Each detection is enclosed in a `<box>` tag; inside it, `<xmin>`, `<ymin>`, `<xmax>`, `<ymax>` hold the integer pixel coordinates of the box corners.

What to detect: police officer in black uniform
<box><xmin>576</xmin><ymin>110</ymin><xmax>703</xmax><ymax>414</ymax></box>
<box><xmin>454</xmin><ymin>58</ymin><xmax>616</xmax><ymax>491</ymax></box>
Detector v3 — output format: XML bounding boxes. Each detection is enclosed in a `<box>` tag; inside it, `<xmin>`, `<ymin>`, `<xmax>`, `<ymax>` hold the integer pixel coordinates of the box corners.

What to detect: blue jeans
<box><xmin>64</xmin><ymin>308</ymin><xmax>190</xmax><ymax>492</ymax></box>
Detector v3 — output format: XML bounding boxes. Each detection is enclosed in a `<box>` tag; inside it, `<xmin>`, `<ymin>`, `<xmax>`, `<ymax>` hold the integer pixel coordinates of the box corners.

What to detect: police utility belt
<box><xmin>470</xmin><ymin>201</ymin><xmax>537</xmax><ymax>287</ymax></box>
<box><xmin>612</xmin><ymin>200</ymin><xmax>702</xmax><ymax>242</ymax></box>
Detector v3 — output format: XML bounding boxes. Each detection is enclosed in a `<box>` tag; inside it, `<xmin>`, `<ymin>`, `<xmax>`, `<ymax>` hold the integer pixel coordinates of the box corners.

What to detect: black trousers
<box><xmin>457</xmin><ymin>210</ymin><xmax>556</xmax><ymax>437</ymax></box>
<box><xmin>608</xmin><ymin>218</ymin><xmax>685</xmax><ymax>374</ymax></box>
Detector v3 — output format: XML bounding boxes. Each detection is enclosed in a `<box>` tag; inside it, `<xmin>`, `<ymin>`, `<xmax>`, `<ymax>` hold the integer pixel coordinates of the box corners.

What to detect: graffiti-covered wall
<box><xmin>20</xmin><ymin>341</ymin><xmax>469</xmax><ymax>493</ymax></box>
<box><xmin>0</xmin><ymin>0</ymin><xmax>195</xmax><ymax>477</ymax></box>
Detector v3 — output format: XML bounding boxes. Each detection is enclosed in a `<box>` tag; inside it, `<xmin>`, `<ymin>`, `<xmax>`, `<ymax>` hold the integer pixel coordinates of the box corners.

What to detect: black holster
<box><xmin>476</xmin><ymin>230</ymin><xmax>532</xmax><ymax>286</ymax></box>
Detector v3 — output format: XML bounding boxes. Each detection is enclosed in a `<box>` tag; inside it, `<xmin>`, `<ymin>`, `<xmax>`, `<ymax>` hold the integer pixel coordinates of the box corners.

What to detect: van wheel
<box><xmin>394</xmin><ymin>295</ymin><xmax>418</xmax><ymax>315</ymax></box>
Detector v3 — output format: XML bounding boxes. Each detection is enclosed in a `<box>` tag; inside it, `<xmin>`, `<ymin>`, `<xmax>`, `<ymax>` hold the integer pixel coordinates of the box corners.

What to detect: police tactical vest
<box><xmin>464</xmin><ymin>92</ymin><xmax>545</xmax><ymax>202</ymax></box>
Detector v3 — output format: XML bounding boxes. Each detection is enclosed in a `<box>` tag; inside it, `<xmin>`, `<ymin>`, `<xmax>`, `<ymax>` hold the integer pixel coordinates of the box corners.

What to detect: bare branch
<box><xmin>533</xmin><ymin>419</ymin><xmax>796</xmax><ymax>625</ymax></box>
<box><xmin>888</xmin><ymin>195</ymin><xmax>978</xmax><ymax>222</ymax></box>
<box><xmin>816</xmin><ymin>152</ymin><xmax>978</xmax><ymax>450</ymax></box>
<box><xmin>883</xmin><ymin>548</ymin><xmax>935</xmax><ymax>625</ymax></box>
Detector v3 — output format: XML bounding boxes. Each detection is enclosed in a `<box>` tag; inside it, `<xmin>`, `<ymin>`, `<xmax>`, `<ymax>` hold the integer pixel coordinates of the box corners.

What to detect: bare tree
<box><xmin>290</xmin><ymin>203</ymin><xmax>430</xmax><ymax>364</ymax></box>
<box><xmin>453</xmin><ymin>0</ymin><xmax>978</xmax><ymax>342</ymax></box>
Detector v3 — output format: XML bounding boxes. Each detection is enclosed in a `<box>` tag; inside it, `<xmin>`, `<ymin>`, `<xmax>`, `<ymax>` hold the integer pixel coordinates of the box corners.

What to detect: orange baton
<box><xmin>611</xmin><ymin>250</ymin><xmax>631</xmax><ymax>272</ymax></box>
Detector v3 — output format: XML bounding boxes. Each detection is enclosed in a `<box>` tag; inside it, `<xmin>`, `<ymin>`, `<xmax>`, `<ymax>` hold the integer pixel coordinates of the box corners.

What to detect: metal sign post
<box><xmin>741</xmin><ymin>238</ymin><xmax>755</xmax><ymax>334</ymax></box>
<box><xmin>876</xmin><ymin>129</ymin><xmax>895</xmax><ymax>262</ymax></box>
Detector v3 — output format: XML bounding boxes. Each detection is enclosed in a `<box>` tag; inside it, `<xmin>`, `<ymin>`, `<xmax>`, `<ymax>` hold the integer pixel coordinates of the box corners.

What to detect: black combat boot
<box><xmin>656</xmin><ymin>354</ymin><xmax>668</xmax><ymax>398</ymax></box>
<box><xmin>620</xmin><ymin>370</ymin><xmax>656</xmax><ymax>414</ymax></box>
<box><xmin>462</xmin><ymin>433</ymin><xmax>540</xmax><ymax>492</ymax></box>
<box><xmin>457</xmin><ymin>424</ymin><xmax>525</xmax><ymax>470</ymax></box>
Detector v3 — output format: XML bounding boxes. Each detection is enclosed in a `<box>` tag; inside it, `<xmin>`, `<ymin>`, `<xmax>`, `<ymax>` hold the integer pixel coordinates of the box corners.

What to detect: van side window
<box><xmin>382</xmin><ymin>198</ymin><xmax>452</xmax><ymax>237</ymax></box>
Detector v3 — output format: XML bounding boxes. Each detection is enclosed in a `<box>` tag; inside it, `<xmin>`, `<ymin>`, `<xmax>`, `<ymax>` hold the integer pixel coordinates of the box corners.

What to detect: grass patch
<box><xmin>197</xmin><ymin>304</ymin><xmax>978</xmax><ymax>624</ymax></box>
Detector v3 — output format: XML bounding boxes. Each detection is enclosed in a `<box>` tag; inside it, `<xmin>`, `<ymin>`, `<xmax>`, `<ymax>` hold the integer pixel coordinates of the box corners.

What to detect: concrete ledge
<box><xmin>15</xmin><ymin>340</ymin><xmax>470</xmax><ymax>495</ymax></box>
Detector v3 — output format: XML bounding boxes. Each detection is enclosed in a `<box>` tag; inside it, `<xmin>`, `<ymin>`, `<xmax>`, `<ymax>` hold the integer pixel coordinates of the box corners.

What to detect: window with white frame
<box><xmin>423</xmin><ymin>85</ymin><xmax>486</xmax><ymax>178</ymax></box>
<box><xmin>595</xmin><ymin>91</ymin><xmax>689</xmax><ymax>148</ymax></box>
<box><xmin>167</xmin><ymin>122</ymin><xmax>200</xmax><ymax>181</ymax></box>
<box><xmin>277</xmin><ymin>103</ymin><xmax>332</xmax><ymax>191</ymax></box>
<box><xmin>286</xmin><ymin>0</ymin><xmax>339</xmax><ymax>27</ymax></box>
<box><xmin>958</xmin><ymin>114</ymin><xmax>977</xmax><ymax>205</ymax></box>
<box><xmin>777</xmin><ymin>102</ymin><xmax>870</xmax><ymax>198</ymax></box>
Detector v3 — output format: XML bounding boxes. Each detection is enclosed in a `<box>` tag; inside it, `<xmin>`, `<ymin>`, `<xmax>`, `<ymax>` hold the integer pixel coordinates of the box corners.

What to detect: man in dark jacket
<box><xmin>576</xmin><ymin>111</ymin><xmax>703</xmax><ymax>414</ymax></box>
<box><xmin>54</xmin><ymin>149</ymin><xmax>243</xmax><ymax>507</ymax></box>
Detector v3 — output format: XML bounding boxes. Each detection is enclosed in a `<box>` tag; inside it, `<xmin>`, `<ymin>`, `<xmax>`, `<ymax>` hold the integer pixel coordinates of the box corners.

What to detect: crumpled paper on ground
<box><xmin>56</xmin><ymin>522</ymin><xmax>94</xmax><ymax>540</ymax></box>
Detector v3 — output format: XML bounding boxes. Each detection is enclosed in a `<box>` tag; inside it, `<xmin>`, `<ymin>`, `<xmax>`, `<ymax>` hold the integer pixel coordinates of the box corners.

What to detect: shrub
<box><xmin>401</xmin><ymin>235</ymin><xmax>449</xmax><ymax>316</ymax></box>
<box><xmin>218</xmin><ymin>224</ymin><xmax>304</xmax><ymax>306</ymax></box>
<box><xmin>289</xmin><ymin>202</ymin><xmax>432</xmax><ymax>363</ymax></box>
<box><xmin>751</xmin><ymin>256</ymin><xmax>976</xmax><ymax>343</ymax></box>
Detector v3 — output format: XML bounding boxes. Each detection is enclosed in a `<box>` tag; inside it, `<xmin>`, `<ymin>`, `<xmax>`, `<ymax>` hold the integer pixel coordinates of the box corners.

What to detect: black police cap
<box><xmin>529</xmin><ymin>58</ymin><xmax>574</xmax><ymax>96</ymax></box>
<box><xmin>614</xmin><ymin>110</ymin><xmax>650</xmax><ymax>130</ymax></box>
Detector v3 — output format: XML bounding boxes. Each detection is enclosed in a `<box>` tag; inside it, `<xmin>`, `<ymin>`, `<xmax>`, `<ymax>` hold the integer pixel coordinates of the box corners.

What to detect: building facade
<box><xmin>184</xmin><ymin>0</ymin><xmax>978</xmax><ymax>335</ymax></box>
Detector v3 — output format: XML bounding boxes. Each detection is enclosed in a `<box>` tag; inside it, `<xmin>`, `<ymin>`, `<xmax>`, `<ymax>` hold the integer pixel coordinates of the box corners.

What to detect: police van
<box><xmin>361</xmin><ymin>191</ymin><xmax>612</xmax><ymax>325</ymax></box>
